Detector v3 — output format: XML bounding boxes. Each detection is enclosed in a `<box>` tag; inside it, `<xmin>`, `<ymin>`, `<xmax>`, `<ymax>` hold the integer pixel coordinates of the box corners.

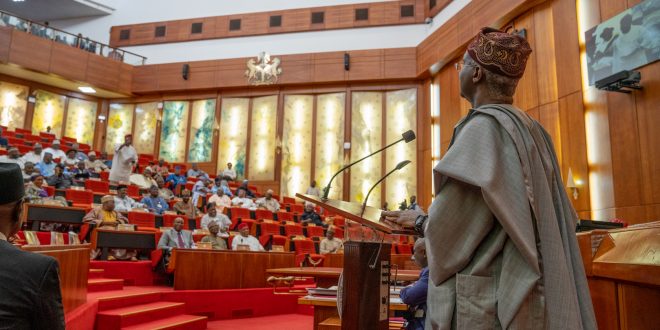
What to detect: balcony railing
<box><xmin>0</xmin><ymin>10</ymin><xmax>147</xmax><ymax>65</ymax></box>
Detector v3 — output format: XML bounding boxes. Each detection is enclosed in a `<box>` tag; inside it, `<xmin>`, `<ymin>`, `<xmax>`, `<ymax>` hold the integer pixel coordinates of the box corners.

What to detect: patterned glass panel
<box><xmin>32</xmin><ymin>90</ymin><xmax>66</xmax><ymax>136</ymax></box>
<box><xmin>248</xmin><ymin>95</ymin><xmax>278</xmax><ymax>181</ymax></box>
<box><xmin>281</xmin><ymin>95</ymin><xmax>314</xmax><ymax>198</ymax></box>
<box><xmin>218</xmin><ymin>98</ymin><xmax>249</xmax><ymax>180</ymax></box>
<box><xmin>159</xmin><ymin>101</ymin><xmax>190</xmax><ymax>162</ymax></box>
<box><xmin>188</xmin><ymin>99</ymin><xmax>216</xmax><ymax>163</ymax></box>
<box><xmin>315</xmin><ymin>93</ymin><xmax>345</xmax><ymax>200</ymax></box>
<box><xmin>385</xmin><ymin>89</ymin><xmax>417</xmax><ymax>209</ymax></box>
<box><xmin>133</xmin><ymin>102</ymin><xmax>159</xmax><ymax>155</ymax></box>
<box><xmin>105</xmin><ymin>103</ymin><xmax>135</xmax><ymax>153</ymax></box>
<box><xmin>64</xmin><ymin>98</ymin><xmax>97</xmax><ymax>145</ymax></box>
<box><xmin>0</xmin><ymin>81</ymin><xmax>29</xmax><ymax>130</ymax></box>
<box><xmin>350</xmin><ymin>92</ymin><xmax>383</xmax><ymax>207</ymax></box>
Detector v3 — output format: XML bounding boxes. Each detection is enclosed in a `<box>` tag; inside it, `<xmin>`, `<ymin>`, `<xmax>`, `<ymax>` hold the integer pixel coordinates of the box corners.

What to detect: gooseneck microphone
<box><xmin>360</xmin><ymin>160</ymin><xmax>411</xmax><ymax>218</ymax></box>
<box><xmin>321</xmin><ymin>130</ymin><xmax>416</xmax><ymax>200</ymax></box>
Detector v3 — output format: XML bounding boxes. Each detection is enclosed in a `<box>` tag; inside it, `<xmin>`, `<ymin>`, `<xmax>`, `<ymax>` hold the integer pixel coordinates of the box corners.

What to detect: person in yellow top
<box><xmin>83</xmin><ymin>195</ymin><xmax>138</xmax><ymax>261</ymax></box>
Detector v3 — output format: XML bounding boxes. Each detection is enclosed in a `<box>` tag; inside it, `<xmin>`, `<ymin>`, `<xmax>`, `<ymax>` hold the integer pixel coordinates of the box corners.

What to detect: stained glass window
<box><xmin>31</xmin><ymin>90</ymin><xmax>66</xmax><ymax>136</ymax></box>
<box><xmin>64</xmin><ymin>98</ymin><xmax>97</xmax><ymax>145</ymax></box>
<box><xmin>188</xmin><ymin>99</ymin><xmax>216</xmax><ymax>163</ymax></box>
<box><xmin>159</xmin><ymin>101</ymin><xmax>190</xmax><ymax>162</ymax></box>
<box><xmin>133</xmin><ymin>102</ymin><xmax>159</xmax><ymax>155</ymax></box>
<box><xmin>350</xmin><ymin>92</ymin><xmax>383</xmax><ymax>207</ymax></box>
<box><xmin>0</xmin><ymin>81</ymin><xmax>29</xmax><ymax>130</ymax></box>
<box><xmin>218</xmin><ymin>98</ymin><xmax>249</xmax><ymax>180</ymax></box>
<box><xmin>106</xmin><ymin>103</ymin><xmax>135</xmax><ymax>152</ymax></box>
<box><xmin>281</xmin><ymin>95</ymin><xmax>314</xmax><ymax>198</ymax></box>
<box><xmin>248</xmin><ymin>95</ymin><xmax>278</xmax><ymax>181</ymax></box>
<box><xmin>315</xmin><ymin>93</ymin><xmax>345</xmax><ymax>200</ymax></box>
<box><xmin>385</xmin><ymin>88</ymin><xmax>417</xmax><ymax>209</ymax></box>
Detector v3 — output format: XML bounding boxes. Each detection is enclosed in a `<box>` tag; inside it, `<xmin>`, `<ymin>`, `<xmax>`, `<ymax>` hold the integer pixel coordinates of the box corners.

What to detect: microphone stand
<box><xmin>322</xmin><ymin>130</ymin><xmax>415</xmax><ymax>201</ymax></box>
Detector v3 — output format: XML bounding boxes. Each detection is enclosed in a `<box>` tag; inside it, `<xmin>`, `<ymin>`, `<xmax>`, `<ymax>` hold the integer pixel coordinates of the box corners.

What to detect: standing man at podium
<box><xmin>384</xmin><ymin>28</ymin><xmax>595</xmax><ymax>329</ymax></box>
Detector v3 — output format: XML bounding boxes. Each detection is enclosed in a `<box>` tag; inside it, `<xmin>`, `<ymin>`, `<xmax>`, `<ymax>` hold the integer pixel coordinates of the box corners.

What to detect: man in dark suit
<box><xmin>0</xmin><ymin>163</ymin><xmax>65</xmax><ymax>329</ymax></box>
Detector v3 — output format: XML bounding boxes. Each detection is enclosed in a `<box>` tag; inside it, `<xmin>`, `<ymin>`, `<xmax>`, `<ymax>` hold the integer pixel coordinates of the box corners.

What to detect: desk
<box><xmin>323</xmin><ymin>253</ymin><xmax>419</xmax><ymax>270</ymax></box>
<box><xmin>22</xmin><ymin>244</ymin><xmax>90</xmax><ymax>313</ymax></box>
<box><xmin>24</xmin><ymin>204</ymin><xmax>87</xmax><ymax>230</ymax></box>
<box><xmin>266</xmin><ymin>267</ymin><xmax>420</xmax><ymax>288</ymax></box>
<box><xmin>298</xmin><ymin>296</ymin><xmax>406</xmax><ymax>330</ymax></box>
<box><xmin>91</xmin><ymin>229</ymin><xmax>156</xmax><ymax>259</ymax></box>
<box><xmin>169</xmin><ymin>249</ymin><xmax>295</xmax><ymax>290</ymax></box>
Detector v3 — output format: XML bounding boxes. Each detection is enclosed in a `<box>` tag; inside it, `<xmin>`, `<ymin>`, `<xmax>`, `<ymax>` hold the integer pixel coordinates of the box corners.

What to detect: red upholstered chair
<box><xmin>333</xmin><ymin>228</ymin><xmax>344</xmax><ymax>239</ymax></box>
<box><xmin>289</xmin><ymin>204</ymin><xmax>304</xmax><ymax>214</ymax></box>
<box><xmin>276</xmin><ymin>211</ymin><xmax>294</xmax><ymax>223</ymax></box>
<box><xmin>0</xmin><ymin>149</ymin><xmax>6</xmax><ymax>156</ymax></box>
<box><xmin>126</xmin><ymin>185</ymin><xmax>141</xmax><ymax>199</ymax></box>
<box><xmin>239</xmin><ymin>219</ymin><xmax>257</xmax><ymax>233</ymax></box>
<box><xmin>138</xmin><ymin>153</ymin><xmax>154</xmax><ymax>161</ymax></box>
<box><xmin>396</xmin><ymin>244</ymin><xmax>412</xmax><ymax>254</ymax></box>
<box><xmin>258</xmin><ymin>222</ymin><xmax>288</xmax><ymax>249</ymax></box>
<box><xmin>254</xmin><ymin>209</ymin><xmax>275</xmax><ymax>221</ymax></box>
<box><xmin>128</xmin><ymin>211</ymin><xmax>156</xmax><ymax>229</ymax></box>
<box><xmin>39</xmin><ymin>132</ymin><xmax>56</xmax><ymax>139</ymax></box>
<box><xmin>16</xmin><ymin>145</ymin><xmax>31</xmax><ymax>154</ymax></box>
<box><xmin>305</xmin><ymin>226</ymin><xmax>325</xmax><ymax>239</ymax></box>
<box><xmin>184</xmin><ymin>182</ymin><xmax>195</xmax><ymax>192</ymax></box>
<box><xmin>282</xmin><ymin>196</ymin><xmax>296</xmax><ymax>205</ymax></box>
<box><xmin>332</xmin><ymin>216</ymin><xmax>346</xmax><ymax>227</ymax></box>
<box><xmin>65</xmin><ymin>189</ymin><xmax>94</xmax><ymax>208</ymax></box>
<box><xmin>285</xmin><ymin>223</ymin><xmax>304</xmax><ymax>237</ymax></box>
<box><xmin>43</xmin><ymin>186</ymin><xmax>55</xmax><ymax>197</ymax></box>
<box><xmin>187</xmin><ymin>177</ymin><xmax>199</xmax><ymax>183</ymax></box>
<box><xmin>293</xmin><ymin>239</ymin><xmax>325</xmax><ymax>267</ymax></box>
<box><xmin>25</xmin><ymin>135</ymin><xmax>41</xmax><ymax>143</ymax></box>
<box><xmin>15</xmin><ymin>128</ymin><xmax>31</xmax><ymax>135</ymax></box>
<box><xmin>248</xmin><ymin>185</ymin><xmax>258</xmax><ymax>194</ymax></box>
<box><xmin>228</xmin><ymin>207</ymin><xmax>251</xmax><ymax>227</ymax></box>
<box><xmin>7</xmin><ymin>137</ymin><xmax>23</xmax><ymax>146</ymax></box>
<box><xmin>84</xmin><ymin>180</ymin><xmax>110</xmax><ymax>193</ymax></box>
<box><xmin>60</xmin><ymin>136</ymin><xmax>76</xmax><ymax>144</ymax></box>
<box><xmin>163</xmin><ymin>214</ymin><xmax>189</xmax><ymax>229</ymax></box>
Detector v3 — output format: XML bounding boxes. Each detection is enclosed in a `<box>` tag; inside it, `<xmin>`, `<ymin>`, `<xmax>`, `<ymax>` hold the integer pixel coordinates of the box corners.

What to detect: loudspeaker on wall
<box><xmin>182</xmin><ymin>64</ymin><xmax>190</xmax><ymax>80</ymax></box>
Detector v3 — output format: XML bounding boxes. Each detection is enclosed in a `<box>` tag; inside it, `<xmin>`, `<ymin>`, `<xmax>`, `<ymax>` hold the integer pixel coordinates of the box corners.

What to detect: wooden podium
<box><xmin>296</xmin><ymin>193</ymin><xmax>414</xmax><ymax>330</ymax></box>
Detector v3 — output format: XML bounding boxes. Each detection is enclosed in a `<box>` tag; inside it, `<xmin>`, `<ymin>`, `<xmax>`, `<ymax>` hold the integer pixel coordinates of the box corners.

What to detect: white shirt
<box><xmin>22</xmin><ymin>152</ymin><xmax>43</xmax><ymax>165</ymax></box>
<box><xmin>192</xmin><ymin>180</ymin><xmax>210</xmax><ymax>206</ymax></box>
<box><xmin>62</xmin><ymin>157</ymin><xmax>78</xmax><ymax>167</ymax></box>
<box><xmin>222</xmin><ymin>168</ymin><xmax>236</xmax><ymax>180</ymax></box>
<box><xmin>0</xmin><ymin>232</ymin><xmax>7</xmax><ymax>241</ymax></box>
<box><xmin>200</xmin><ymin>213</ymin><xmax>232</xmax><ymax>230</ymax></box>
<box><xmin>306</xmin><ymin>186</ymin><xmax>321</xmax><ymax>198</ymax></box>
<box><xmin>43</xmin><ymin>148</ymin><xmax>66</xmax><ymax>160</ymax></box>
<box><xmin>109</xmin><ymin>143</ymin><xmax>137</xmax><ymax>183</ymax></box>
<box><xmin>114</xmin><ymin>196</ymin><xmax>143</xmax><ymax>212</ymax></box>
<box><xmin>231</xmin><ymin>196</ymin><xmax>255</xmax><ymax>209</ymax></box>
<box><xmin>232</xmin><ymin>235</ymin><xmax>264</xmax><ymax>251</ymax></box>
<box><xmin>130</xmin><ymin>173</ymin><xmax>156</xmax><ymax>190</ymax></box>
<box><xmin>0</xmin><ymin>156</ymin><xmax>25</xmax><ymax>169</ymax></box>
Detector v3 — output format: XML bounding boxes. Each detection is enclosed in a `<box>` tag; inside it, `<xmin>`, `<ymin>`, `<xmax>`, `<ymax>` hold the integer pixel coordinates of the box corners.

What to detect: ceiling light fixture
<box><xmin>13</xmin><ymin>0</ymin><xmax>25</xmax><ymax>2</ymax></box>
<box><xmin>78</xmin><ymin>86</ymin><xmax>96</xmax><ymax>93</ymax></box>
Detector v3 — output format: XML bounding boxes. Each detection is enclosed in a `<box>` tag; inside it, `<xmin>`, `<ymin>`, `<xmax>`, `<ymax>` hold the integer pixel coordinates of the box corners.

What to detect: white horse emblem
<box><xmin>245</xmin><ymin>52</ymin><xmax>282</xmax><ymax>85</ymax></box>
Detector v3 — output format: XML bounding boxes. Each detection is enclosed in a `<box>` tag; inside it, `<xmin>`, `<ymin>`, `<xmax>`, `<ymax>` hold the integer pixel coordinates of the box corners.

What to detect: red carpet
<box><xmin>207</xmin><ymin>313</ymin><xmax>313</xmax><ymax>330</ymax></box>
<box><xmin>90</xmin><ymin>261</ymin><xmax>155</xmax><ymax>286</ymax></box>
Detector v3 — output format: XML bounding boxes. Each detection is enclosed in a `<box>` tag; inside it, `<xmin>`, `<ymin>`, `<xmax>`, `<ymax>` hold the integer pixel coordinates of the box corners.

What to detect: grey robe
<box><xmin>426</xmin><ymin>104</ymin><xmax>596</xmax><ymax>329</ymax></box>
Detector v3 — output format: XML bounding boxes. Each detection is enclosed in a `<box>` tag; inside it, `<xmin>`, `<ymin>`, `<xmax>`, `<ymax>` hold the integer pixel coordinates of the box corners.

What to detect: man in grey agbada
<box><xmin>383</xmin><ymin>27</ymin><xmax>596</xmax><ymax>329</ymax></box>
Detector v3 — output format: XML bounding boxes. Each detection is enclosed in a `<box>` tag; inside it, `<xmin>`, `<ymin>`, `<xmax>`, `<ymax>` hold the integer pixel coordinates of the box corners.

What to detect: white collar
<box><xmin>0</xmin><ymin>232</ymin><xmax>7</xmax><ymax>241</ymax></box>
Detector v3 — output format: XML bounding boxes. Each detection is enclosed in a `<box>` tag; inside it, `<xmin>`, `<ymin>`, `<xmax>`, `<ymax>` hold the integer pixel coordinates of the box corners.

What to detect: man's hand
<box><xmin>381</xmin><ymin>209</ymin><xmax>425</xmax><ymax>228</ymax></box>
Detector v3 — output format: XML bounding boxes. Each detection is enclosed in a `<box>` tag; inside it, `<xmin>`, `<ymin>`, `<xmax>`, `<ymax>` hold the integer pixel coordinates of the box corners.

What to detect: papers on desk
<box><xmin>389</xmin><ymin>297</ymin><xmax>403</xmax><ymax>304</ymax></box>
<box><xmin>306</xmin><ymin>286</ymin><xmax>338</xmax><ymax>297</ymax></box>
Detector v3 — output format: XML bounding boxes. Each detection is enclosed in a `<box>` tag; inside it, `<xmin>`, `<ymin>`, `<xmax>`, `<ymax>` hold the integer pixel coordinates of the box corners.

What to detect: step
<box><xmin>88</xmin><ymin>278</ymin><xmax>124</xmax><ymax>292</ymax></box>
<box><xmin>97</xmin><ymin>291</ymin><xmax>163</xmax><ymax>311</ymax></box>
<box><xmin>96</xmin><ymin>301</ymin><xmax>186</xmax><ymax>330</ymax></box>
<box><xmin>89</xmin><ymin>268</ymin><xmax>105</xmax><ymax>279</ymax></box>
<box><xmin>121</xmin><ymin>315</ymin><xmax>207</xmax><ymax>330</ymax></box>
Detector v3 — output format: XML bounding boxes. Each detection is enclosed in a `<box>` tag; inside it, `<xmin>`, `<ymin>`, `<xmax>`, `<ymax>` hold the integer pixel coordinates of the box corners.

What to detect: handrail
<box><xmin>0</xmin><ymin>10</ymin><xmax>147</xmax><ymax>65</ymax></box>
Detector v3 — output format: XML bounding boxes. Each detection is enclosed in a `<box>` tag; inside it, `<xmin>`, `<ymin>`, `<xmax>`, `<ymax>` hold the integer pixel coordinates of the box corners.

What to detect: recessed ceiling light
<box><xmin>78</xmin><ymin>86</ymin><xmax>96</xmax><ymax>93</ymax></box>
<box><xmin>13</xmin><ymin>0</ymin><xmax>25</xmax><ymax>2</ymax></box>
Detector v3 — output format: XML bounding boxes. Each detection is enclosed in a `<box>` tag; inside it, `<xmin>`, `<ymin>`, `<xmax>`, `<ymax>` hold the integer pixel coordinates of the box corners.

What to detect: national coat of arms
<box><xmin>245</xmin><ymin>52</ymin><xmax>282</xmax><ymax>85</ymax></box>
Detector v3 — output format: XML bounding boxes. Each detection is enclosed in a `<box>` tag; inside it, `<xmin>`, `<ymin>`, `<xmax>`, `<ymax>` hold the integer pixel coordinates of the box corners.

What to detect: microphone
<box><xmin>360</xmin><ymin>160</ymin><xmax>411</xmax><ymax>218</ymax></box>
<box><xmin>321</xmin><ymin>130</ymin><xmax>415</xmax><ymax>200</ymax></box>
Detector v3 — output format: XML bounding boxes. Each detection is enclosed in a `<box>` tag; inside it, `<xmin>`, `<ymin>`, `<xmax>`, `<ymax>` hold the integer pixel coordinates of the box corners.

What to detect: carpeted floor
<box><xmin>206</xmin><ymin>313</ymin><xmax>313</xmax><ymax>330</ymax></box>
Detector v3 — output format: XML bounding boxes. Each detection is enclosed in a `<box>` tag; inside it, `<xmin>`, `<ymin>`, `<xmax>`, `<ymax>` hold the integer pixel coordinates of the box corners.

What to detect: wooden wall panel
<box><xmin>558</xmin><ymin>92</ymin><xmax>591</xmax><ymax>213</ymax></box>
<box><xmin>587</xmin><ymin>278</ymin><xmax>620</xmax><ymax>330</ymax></box>
<box><xmin>0</xmin><ymin>27</ymin><xmax>12</xmax><ymax>63</ymax></box>
<box><xmin>49</xmin><ymin>42</ymin><xmax>89</xmax><ymax>82</ymax></box>
<box><xmin>109</xmin><ymin>0</ymin><xmax>426</xmax><ymax>47</ymax></box>
<box><xmin>635</xmin><ymin>64</ymin><xmax>660</xmax><ymax>205</ymax></box>
<box><xmin>85</xmin><ymin>55</ymin><xmax>120</xmax><ymax>91</ymax></box>
<box><xmin>551</xmin><ymin>0</ymin><xmax>582</xmax><ymax>97</ymax></box>
<box><xmin>511</xmin><ymin>11</ymin><xmax>539</xmax><ymax>111</ymax></box>
<box><xmin>9</xmin><ymin>31</ymin><xmax>51</xmax><ymax>73</ymax></box>
<box><xmin>532</xmin><ymin>2</ymin><xmax>558</xmax><ymax>106</ymax></box>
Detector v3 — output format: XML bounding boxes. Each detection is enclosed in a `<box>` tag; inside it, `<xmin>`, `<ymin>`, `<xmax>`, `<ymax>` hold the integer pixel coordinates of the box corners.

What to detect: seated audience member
<box><xmin>22</xmin><ymin>162</ymin><xmax>37</xmax><ymax>181</ymax></box>
<box><xmin>231</xmin><ymin>223</ymin><xmax>264</xmax><ymax>251</ymax></box>
<box><xmin>156</xmin><ymin>177</ymin><xmax>174</xmax><ymax>200</ymax></box>
<box><xmin>83</xmin><ymin>195</ymin><xmax>138</xmax><ymax>261</ymax></box>
<box><xmin>208</xmin><ymin>188</ymin><xmax>231</xmax><ymax>214</ymax></box>
<box><xmin>69</xmin><ymin>161</ymin><xmax>92</xmax><ymax>182</ymax></box>
<box><xmin>236</xmin><ymin>179</ymin><xmax>255</xmax><ymax>198</ymax></box>
<box><xmin>255</xmin><ymin>189</ymin><xmax>280</xmax><ymax>212</ymax></box>
<box><xmin>382</xmin><ymin>202</ymin><xmax>390</xmax><ymax>211</ymax></box>
<box><xmin>165</xmin><ymin>166</ymin><xmax>186</xmax><ymax>191</ymax></box>
<box><xmin>130</xmin><ymin>167</ymin><xmax>157</xmax><ymax>190</ymax></box>
<box><xmin>400</xmin><ymin>238</ymin><xmax>429</xmax><ymax>330</ymax></box>
<box><xmin>36</xmin><ymin>152</ymin><xmax>56</xmax><ymax>177</ymax></box>
<box><xmin>200</xmin><ymin>203</ymin><xmax>231</xmax><ymax>231</ymax></box>
<box><xmin>114</xmin><ymin>184</ymin><xmax>144</xmax><ymax>212</ymax></box>
<box><xmin>407</xmin><ymin>195</ymin><xmax>422</xmax><ymax>212</ymax></box>
<box><xmin>44</xmin><ymin>140</ymin><xmax>66</xmax><ymax>160</ymax></box>
<box><xmin>319</xmin><ymin>228</ymin><xmax>343</xmax><ymax>254</ymax></box>
<box><xmin>84</xmin><ymin>151</ymin><xmax>109</xmax><ymax>174</ymax></box>
<box><xmin>220</xmin><ymin>162</ymin><xmax>236</xmax><ymax>181</ymax></box>
<box><xmin>231</xmin><ymin>187</ymin><xmax>255</xmax><ymax>209</ymax></box>
<box><xmin>46</xmin><ymin>164</ymin><xmax>74</xmax><ymax>189</ymax></box>
<box><xmin>0</xmin><ymin>163</ymin><xmax>65</xmax><ymax>329</ymax></box>
<box><xmin>22</xmin><ymin>143</ymin><xmax>44</xmax><ymax>164</ymax></box>
<box><xmin>300</xmin><ymin>202</ymin><xmax>325</xmax><ymax>227</ymax></box>
<box><xmin>24</xmin><ymin>174</ymin><xmax>67</xmax><ymax>206</ymax></box>
<box><xmin>200</xmin><ymin>221</ymin><xmax>228</xmax><ymax>250</ymax></box>
<box><xmin>157</xmin><ymin>167</ymin><xmax>170</xmax><ymax>182</ymax></box>
<box><xmin>211</xmin><ymin>178</ymin><xmax>233</xmax><ymax>197</ymax></box>
<box><xmin>62</xmin><ymin>149</ymin><xmax>78</xmax><ymax>167</ymax></box>
<box><xmin>141</xmin><ymin>185</ymin><xmax>169</xmax><ymax>214</ymax></box>
<box><xmin>173</xmin><ymin>189</ymin><xmax>197</xmax><ymax>218</ymax></box>
<box><xmin>187</xmin><ymin>163</ymin><xmax>209</xmax><ymax>179</ymax></box>
<box><xmin>158</xmin><ymin>217</ymin><xmax>194</xmax><ymax>250</ymax></box>
<box><xmin>0</xmin><ymin>127</ymin><xmax>7</xmax><ymax>147</ymax></box>
<box><xmin>151</xmin><ymin>159</ymin><xmax>168</xmax><ymax>174</ymax></box>
<box><xmin>0</xmin><ymin>147</ymin><xmax>25</xmax><ymax>169</ymax></box>
<box><xmin>306</xmin><ymin>180</ymin><xmax>321</xmax><ymax>198</ymax></box>
<box><xmin>101</xmin><ymin>151</ymin><xmax>112</xmax><ymax>168</ymax></box>
<box><xmin>70</xmin><ymin>144</ymin><xmax>88</xmax><ymax>161</ymax></box>
<box><xmin>192</xmin><ymin>177</ymin><xmax>211</xmax><ymax>206</ymax></box>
